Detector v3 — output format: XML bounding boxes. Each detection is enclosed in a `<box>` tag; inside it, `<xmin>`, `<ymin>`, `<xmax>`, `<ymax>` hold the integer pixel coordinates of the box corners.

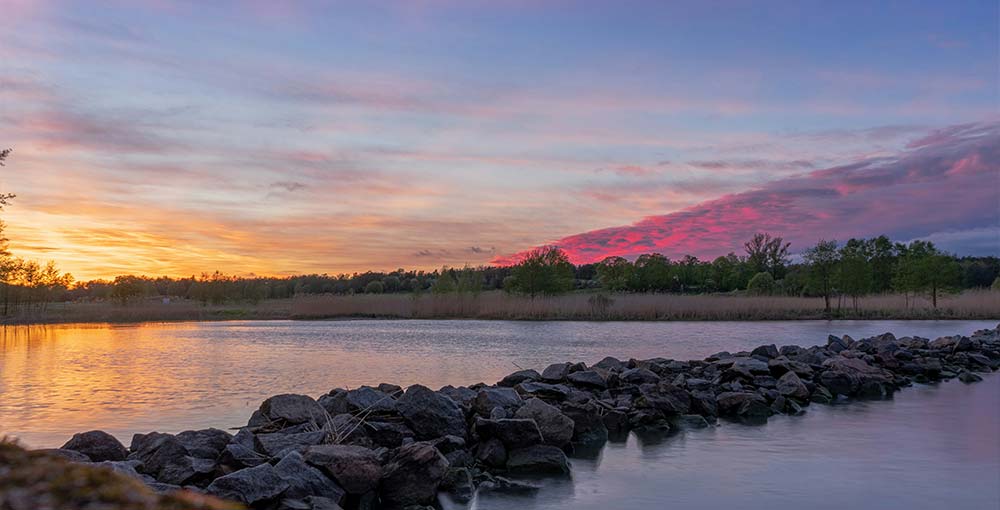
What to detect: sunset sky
<box><xmin>2</xmin><ymin>1</ymin><xmax>997</xmax><ymax>281</ymax></box>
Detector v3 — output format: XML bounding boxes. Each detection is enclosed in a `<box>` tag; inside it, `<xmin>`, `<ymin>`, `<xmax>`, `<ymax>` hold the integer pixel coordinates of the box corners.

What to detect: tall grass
<box><xmin>291</xmin><ymin>289</ymin><xmax>1000</xmax><ymax>321</ymax></box>
<box><xmin>0</xmin><ymin>298</ymin><xmax>292</xmax><ymax>325</ymax></box>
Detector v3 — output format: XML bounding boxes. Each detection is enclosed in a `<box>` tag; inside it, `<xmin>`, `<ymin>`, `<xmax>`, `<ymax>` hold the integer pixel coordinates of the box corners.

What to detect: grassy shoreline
<box><xmin>1</xmin><ymin>290</ymin><xmax>997</xmax><ymax>325</ymax></box>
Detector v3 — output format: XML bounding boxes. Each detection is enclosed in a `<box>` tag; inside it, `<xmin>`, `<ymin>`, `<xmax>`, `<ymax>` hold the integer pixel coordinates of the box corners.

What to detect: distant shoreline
<box><xmin>2</xmin><ymin>290</ymin><xmax>997</xmax><ymax>326</ymax></box>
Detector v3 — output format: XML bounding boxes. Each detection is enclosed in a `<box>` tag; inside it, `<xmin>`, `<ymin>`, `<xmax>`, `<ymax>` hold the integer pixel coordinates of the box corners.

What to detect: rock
<box><xmin>396</xmin><ymin>385</ymin><xmax>467</xmax><ymax>440</ymax></box>
<box><xmin>256</xmin><ymin>430</ymin><xmax>328</xmax><ymax>458</ymax></box>
<box><xmin>725</xmin><ymin>357</ymin><xmax>771</xmax><ymax>379</ymax></box>
<box><xmin>474</xmin><ymin>387</ymin><xmax>523</xmax><ymax>416</ymax></box>
<box><xmin>751</xmin><ymin>344</ymin><xmax>779</xmax><ymax>359</ymax></box>
<box><xmin>602</xmin><ymin>409</ymin><xmax>630</xmax><ymax>436</ymax></box>
<box><xmin>671</xmin><ymin>414</ymin><xmax>710</xmax><ymax>429</ymax></box>
<box><xmin>768</xmin><ymin>358</ymin><xmax>814</xmax><ymax>377</ymax></box>
<box><xmin>365</xmin><ymin>421</ymin><xmax>414</xmax><ymax>448</ymax></box>
<box><xmin>506</xmin><ymin>445</ymin><xmax>570</xmax><ymax>475</ymax></box>
<box><xmin>566</xmin><ymin>370</ymin><xmax>607</xmax><ymax>389</ymax></box>
<box><xmin>515</xmin><ymin>382</ymin><xmax>572</xmax><ymax>401</ymax></box>
<box><xmin>561</xmin><ymin>402</ymin><xmax>609</xmax><ymax>444</ymax></box>
<box><xmin>220</xmin><ymin>429</ymin><xmax>268</xmax><ymax>469</ymax></box>
<box><xmin>513</xmin><ymin>398</ymin><xmax>575</xmax><ymax>447</ymax></box>
<box><xmin>303</xmin><ymin>444</ymin><xmax>382</xmax><ymax>495</ymax></box>
<box><xmin>275</xmin><ymin>451</ymin><xmax>346</xmax><ymax>503</ymax></box>
<box><xmin>61</xmin><ymin>430</ymin><xmax>128</xmax><ymax>462</ymax></box>
<box><xmin>958</xmin><ymin>371</ymin><xmax>983</xmax><ymax>384</ymax></box>
<box><xmin>206</xmin><ymin>463</ymin><xmax>289</xmax><ymax>505</ymax></box>
<box><xmin>499</xmin><ymin>369</ymin><xmax>541</xmax><ymax>387</ymax></box>
<box><xmin>621</xmin><ymin>367</ymin><xmax>660</xmax><ymax>385</ymax></box>
<box><xmin>475</xmin><ymin>437</ymin><xmax>507</xmax><ymax>468</ymax></box>
<box><xmin>689</xmin><ymin>390</ymin><xmax>718</xmax><ymax>417</ymax></box>
<box><xmin>776</xmin><ymin>371</ymin><xmax>810</xmax><ymax>400</ymax></box>
<box><xmin>475</xmin><ymin>418</ymin><xmax>543</xmax><ymax>449</ymax></box>
<box><xmin>638</xmin><ymin>383</ymin><xmax>691</xmax><ymax>415</ymax></box>
<box><xmin>379</xmin><ymin>442</ymin><xmax>449</xmax><ymax>507</ymax></box>
<box><xmin>440</xmin><ymin>467</ymin><xmax>474</xmax><ymax>504</ymax></box>
<box><xmin>92</xmin><ymin>460</ymin><xmax>145</xmax><ymax>480</ymax></box>
<box><xmin>175</xmin><ymin>428</ymin><xmax>232</xmax><ymax>460</ymax></box>
<box><xmin>327</xmin><ymin>386</ymin><xmax>398</xmax><ymax>415</ymax></box>
<box><xmin>820</xmin><ymin>356</ymin><xmax>894</xmax><ymax>397</ymax></box>
<box><xmin>438</xmin><ymin>385</ymin><xmax>478</xmax><ymax>411</ymax></box>
<box><xmin>828</xmin><ymin>335</ymin><xmax>849</xmax><ymax>353</ymax></box>
<box><xmin>258</xmin><ymin>394</ymin><xmax>330</xmax><ymax>429</ymax></box>
<box><xmin>158</xmin><ymin>455</ymin><xmax>216</xmax><ymax>486</ymax></box>
<box><xmin>716</xmin><ymin>392</ymin><xmax>771</xmax><ymax>422</ymax></box>
<box><xmin>38</xmin><ymin>448</ymin><xmax>91</xmax><ymax>462</ymax></box>
<box><xmin>541</xmin><ymin>362</ymin><xmax>571</xmax><ymax>382</ymax></box>
<box><xmin>811</xmin><ymin>386</ymin><xmax>833</xmax><ymax>404</ymax></box>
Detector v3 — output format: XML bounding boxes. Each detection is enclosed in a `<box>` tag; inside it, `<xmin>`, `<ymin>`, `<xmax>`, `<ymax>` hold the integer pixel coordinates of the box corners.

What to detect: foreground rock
<box><xmin>41</xmin><ymin>325</ymin><xmax>1000</xmax><ymax>510</ymax></box>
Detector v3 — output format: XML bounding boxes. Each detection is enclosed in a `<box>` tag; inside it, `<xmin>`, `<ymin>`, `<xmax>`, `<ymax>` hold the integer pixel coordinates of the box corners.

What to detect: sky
<box><xmin>1</xmin><ymin>0</ymin><xmax>998</xmax><ymax>281</ymax></box>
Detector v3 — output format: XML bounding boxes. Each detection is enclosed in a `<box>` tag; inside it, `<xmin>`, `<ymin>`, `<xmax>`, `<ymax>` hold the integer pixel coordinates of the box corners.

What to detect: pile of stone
<box><xmin>44</xmin><ymin>325</ymin><xmax>1000</xmax><ymax>510</ymax></box>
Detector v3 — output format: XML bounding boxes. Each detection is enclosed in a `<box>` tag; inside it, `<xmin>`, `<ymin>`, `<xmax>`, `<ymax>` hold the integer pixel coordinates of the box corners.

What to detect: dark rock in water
<box><xmin>820</xmin><ymin>356</ymin><xmax>894</xmax><ymax>397</ymax></box>
<box><xmin>827</xmin><ymin>335</ymin><xmax>849</xmax><ymax>353</ymax></box>
<box><xmin>603</xmin><ymin>409</ymin><xmax>630</xmax><ymax>437</ymax></box>
<box><xmin>303</xmin><ymin>444</ymin><xmax>382</xmax><ymax>495</ymax></box>
<box><xmin>593</xmin><ymin>356</ymin><xmax>625</xmax><ymax>372</ymax></box>
<box><xmin>541</xmin><ymin>362</ymin><xmax>571</xmax><ymax>382</ymax></box>
<box><xmin>515</xmin><ymin>381</ymin><xmax>572</xmax><ymax>401</ymax></box>
<box><xmin>275</xmin><ymin>451</ymin><xmax>346</xmax><ymax>503</ymax></box>
<box><xmin>256</xmin><ymin>430</ymin><xmax>328</xmax><ymax>458</ymax></box>
<box><xmin>724</xmin><ymin>357</ymin><xmax>771</xmax><ymax>379</ymax></box>
<box><xmin>474</xmin><ymin>387</ymin><xmax>523</xmax><ymax>417</ymax></box>
<box><xmin>206</xmin><ymin>462</ymin><xmax>289</xmax><ymax>505</ymax></box>
<box><xmin>365</xmin><ymin>421</ymin><xmax>414</xmax><ymax>448</ymax></box>
<box><xmin>621</xmin><ymin>367</ymin><xmax>660</xmax><ymax>385</ymax></box>
<box><xmin>475</xmin><ymin>437</ymin><xmax>507</xmax><ymax>468</ymax></box>
<box><xmin>506</xmin><ymin>445</ymin><xmax>570</xmax><ymax>475</ymax></box>
<box><xmin>39</xmin><ymin>448</ymin><xmax>92</xmax><ymax>462</ymax></box>
<box><xmin>440</xmin><ymin>467</ymin><xmax>475</xmax><ymax>504</ymax></box>
<box><xmin>258</xmin><ymin>394</ymin><xmax>330</xmax><ymax>429</ymax></box>
<box><xmin>811</xmin><ymin>386</ymin><xmax>833</xmax><ymax>404</ymax></box>
<box><xmin>378</xmin><ymin>383</ymin><xmax>403</xmax><ymax>396</ymax></box>
<box><xmin>379</xmin><ymin>442</ymin><xmax>449</xmax><ymax>507</ymax></box>
<box><xmin>130</xmin><ymin>434</ymin><xmax>213</xmax><ymax>485</ymax></box>
<box><xmin>566</xmin><ymin>370</ymin><xmax>607</xmax><ymax>389</ymax></box>
<box><xmin>322</xmin><ymin>386</ymin><xmax>397</xmax><ymax>416</ymax></box>
<box><xmin>475</xmin><ymin>418</ymin><xmax>544</xmax><ymax>449</ymax></box>
<box><xmin>396</xmin><ymin>384</ymin><xmax>467</xmax><ymax>440</ymax></box>
<box><xmin>220</xmin><ymin>429</ymin><xmax>268</xmax><ymax>469</ymax></box>
<box><xmin>514</xmin><ymin>398</ymin><xmax>575</xmax><ymax>447</ymax></box>
<box><xmin>689</xmin><ymin>390</ymin><xmax>718</xmax><ymax>417</ymax></box>
<box><xmin>499</xmin><ymin>369</ymin><xmax>542</xmax><ymax>387</ymax></box>
<box><xmin>561</xmin><ymin>401</ymin><xmax>609</xmax><ymax>444</ymax></box>
<box><xmin>327</xmin><ymin>414</ymin><xmax>372</xmax><ymax>447</ymax></box>
<box><xmin>716</xmin><ymin>392</ymin><xmax>769</xmax><ymax>420</ymax></box>
<box><xmin>958</xmin><ymin>371</ymin><xmax>983</xmax><ymax>384</ymax></box>
<box><xmin>438</xmin><ymin>385</ymin><xmax>478</xmax><ymax>411</ymax></box>
<box><xmin>61</xmin><ymin>430</ymin><xmax>128</xmax><ymax>462</ymax></box>
<box><xmin>175</xmin><ymin>428</ymin><xmax>233</xmax><ymax>460</ymax></box>
<box><xmin>157</xmin><ymin>454</ymin><xmax>215</xmax><ymax>486</ymax></box>
<box><xmin>768</xmin><ymin>357</ymin><xmax>814</xmax><ymax>377</ymax></box>
<box><xmin>638</xmin><ymin>383</ymin><xmax>691</xmax><ymax>415</ymax></box>
<box><xmin>751</xmin><ymin>344</ymin><xmax>779</xmax><ymax>359</ymax></box>
<box><xmin>776</xmin><ymin>371</ymin><xmax>810</xmax><ymax>400</ymax></box>
<box><xmin>671</xmin><ymin>414</ymin><xmax>710</xmax><ymax>429</ymax></box>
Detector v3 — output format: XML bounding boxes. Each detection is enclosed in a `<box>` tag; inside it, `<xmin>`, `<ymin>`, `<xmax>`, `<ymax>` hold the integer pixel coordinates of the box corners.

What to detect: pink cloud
<box><xmin>494</xmin><ymin>121</ymin><xmax>1000</xmax><ymax>264</ymax></box>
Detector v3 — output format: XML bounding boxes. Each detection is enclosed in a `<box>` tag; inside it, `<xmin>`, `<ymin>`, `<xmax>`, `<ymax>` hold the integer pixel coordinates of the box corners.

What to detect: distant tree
<box><xmin>866</xmin><ymin>235</ymin><xmax>897</xmax><ymax>293</ymax></box>
<box><xmin>364</xmin><ymin>280</ymin><xmax>384</xmax><ymax>294</ymax></box>
<box><xmin>747</xmin><ymin>271</ymin><xmax>776</xmax><ymax>295</ymax></box>
<box><xmin>111</xmin><ymin>275</ymin><xmax>147</xmax><ymax>305</ymax></box>
<box><xmin>711</xmin><ymin>253</ymin><xmax>748</xmax><ymax>292</ymax></box>
<box><xmin>674</xmin><ymin>255</ymin><xmax>705</xmax><ymax>292</ymax></box>
<box><xmin>432</xmin><ymin>267</ymin><xmax>457</xmax><ymax>294</ymax></box>
<box><xmin>838</xmin><ymin>239</ymin><xmax>873</xmax><ymax>311</ymax></box>
<box><xmin>382</xmin><ymin>275</ymin><xmax>401</xmax><ymax>293</ymax></box>
<box><xmin>894</xmin><ymin>241</ymin><xmax>961</xmax><ymax>309</ymax></box>
<box><xmin>456</xmin><ymin>265</ymin><xmax>482</xmax><ymax>295</ymax></box>
<box><xmin>633</xmin><ymin>253</ymin><xmax>672</xmax><ymax>291</ymax></box>
<box><xmin>993</xmin><ymin>277</ymin><xmax>1000</xmax><ymax>291</ymax></box>
<box><xmin>803</xmin><ymin>240</ymin><xmax>839</xmax><ymax>312</ymax></box>
<box><xmin>506</xmin><ymin>246</ymin><xmax>575</xmax><ymax>298</ymax></box>
<box><xmin>596</xmin><ymin>256</ymin><xmax>633</xmax><ymax>291</ymax></box>
<box><xmin>0</xmin><ymin>148</ymin><xmax>15</xmax><ymax>208</ymax></box>
<box><xmin>744</xmin><ymin>233</ymin><xmax>791</xmax><ymax>279</ymax></box>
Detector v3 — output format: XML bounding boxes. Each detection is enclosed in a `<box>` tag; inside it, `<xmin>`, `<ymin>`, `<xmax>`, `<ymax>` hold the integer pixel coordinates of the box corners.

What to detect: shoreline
<box><xmin>32</xmin><ymin>325</ymin><xmax>1000</xmax><ymax>509</ymax></box>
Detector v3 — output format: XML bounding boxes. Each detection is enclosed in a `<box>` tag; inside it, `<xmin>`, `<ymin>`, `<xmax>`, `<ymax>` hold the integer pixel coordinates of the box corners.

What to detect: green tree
<box><xmin>0</xmin><ymin>148</ymin><xmax>15</xmax><ymax>208</ymax></box>
<box><xmin>596</xmin><ymin>256</ymin><xmax>633</xmax><ymax>291</ymax></box>
<box><xmin>803</xmin><ymin>239</ymin><xmax>839</xmax><ymax>312</ymax></box>
<box><xmin>711</xmin><ymin>253</ymin><xmax>748</xmax><ymax>292</ymax></box>
<box><xmin>633</xmin><ymin>253</ymin><xmax>672</xmax><ymax>291</ymax></box>
<box><xmin>432</xmin><ymin>267</ymin><xmax>457</xmax><ymax>294</ymax></box>
<box><xmin>455</xmin><ymin>265</ymin><xmax>482</xmax><ymax>295</ymax></box>
<box><xmin>894</xmin><ymin>241</ymin><xmax>961</xmax><ymax>309</ymax></box>
<box><xmin>992</xmin><ymin>277</ymin><xmax>1000</xmax><ymax>291</ymax></box>
<box><xmin>364</xmin><ymin>280</ymin><xmax>384</xmax><ymax>294</ymax></box>
<box><xmin>506</xmin><ymin>246</ymin><xmax>575</xmax><ymax>298</ymax></box>
<box><xmin>838</xmin><ymin>239</ymin><xmax>872</xmax><ymax>311</ymax></box>
<box><xmin>744</xmin><ymin>233</ymin><xmax>791</xmax><ymax>279</ymax></box>
<box><xmin>866</xmin><ymin>235</ymin><xmax>897</xmax><ymax>293</ymax></box>
<box><xmin>747</xmin><ymin>271</ymin><xmax>776</xmax><ymax>295</ymax></box>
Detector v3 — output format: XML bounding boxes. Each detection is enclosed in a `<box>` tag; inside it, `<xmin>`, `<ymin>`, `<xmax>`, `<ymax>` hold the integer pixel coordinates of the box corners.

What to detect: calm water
<box><xmin>1</xmin><ymin>319</ymin><xmax>998</xmax><ymax>509</ymax></box>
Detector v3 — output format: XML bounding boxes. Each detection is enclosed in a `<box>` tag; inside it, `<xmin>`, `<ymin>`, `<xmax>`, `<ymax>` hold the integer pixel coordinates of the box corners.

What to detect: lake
<box><xmin>1</xmin><ymin>319</ymin><xmax>998</xmax><ymax>509</ymax></box>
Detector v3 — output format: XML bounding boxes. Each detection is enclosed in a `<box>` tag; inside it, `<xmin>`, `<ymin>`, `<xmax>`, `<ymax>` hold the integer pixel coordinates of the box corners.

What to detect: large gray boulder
<box><xmin>474</xmin><ymin>418</ymin><xmax>543</xmax><ymax>449</ymax></box>
<box><xmin>506</xmin><ymin>445</ymin><xmax>570</xmax><ymax>475</ymax></box>
<box><xmin>637</xmin><ymin>383</ymin><xmax>691</xmax><ymax>415</ymax></box>
<box><xmin>566</xmin><ymin>370</ymin><xmax>607</xmax><ymax>389</ymax></box>
<box><xmin>255</xmin><ymin>430</ymin><xmax>328</xmax><ymax>458</ymax></box>
<box><xmin>303</xmin><ymin>444</ymin><xmax>382</xmax><ymax>495</ymax></box>
<box><xmin>175</xmin><ymin>428</ymin><xmax>232</xmax><ymax>459</ymax></box>
<box><xmin>257</xmin><ymin>394</ymin><xmax>331</xmax><ymax>429</ymax></box>
<box><xmin>379</xmin><ymin>442</ymin><xmax>450</xmax><ymax>507</ymax></box>
<box><xmin>206</xmin><ymin>463</ymin><xmax>289</xmax><ymax>505</ymax></box>
<box><xmin>513</xmin><ymin>398</ymin><xmax>575</xmax><ymax>447</ymax></box>
<box><xmin>473</xmin><ymin>387</ymin><xmax>523</xmax><ymax>417</ymax></box>
<box><xmin>275</xmin><ymin>451</ymin><xmax>347</xmax><ymax>503</ymax></box>
<box><xmin>776</xmin><ymin>371</ymin><xmax>810</xmax><ymax>400</ymax></box>
<box><xmin>397</xmin><ymin>385</ymin><xmax>467</xmax><ymax>440</ymax></box>
<box><xmin>541</xmin><ymin>362</ymin><xmax>571</xmax><ymax>382</ymax></box>
<box><xmin>61</xmin><ymin>431</ymin><xmax>128</xmax><ymax>462</ymax></box>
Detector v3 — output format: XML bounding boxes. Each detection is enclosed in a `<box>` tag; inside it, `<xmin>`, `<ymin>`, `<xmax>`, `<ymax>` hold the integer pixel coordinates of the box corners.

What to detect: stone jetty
<box><xmin>41</xmin><ymin>325</ymin><xmax>1000</xmax><ymax>510</ymax></box>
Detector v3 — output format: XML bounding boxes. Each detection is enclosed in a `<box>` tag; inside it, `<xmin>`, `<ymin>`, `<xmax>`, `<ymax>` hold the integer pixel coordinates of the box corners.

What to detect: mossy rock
<box><xmin>0</xmin><ymin>440</ymin><xmax>243</xmax><ymax>510</ymax></box>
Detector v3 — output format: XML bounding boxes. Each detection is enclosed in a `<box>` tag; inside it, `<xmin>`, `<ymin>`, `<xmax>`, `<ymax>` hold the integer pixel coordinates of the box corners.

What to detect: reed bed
<box><xmin>291</xmin><ymin>289</ymin><xmax>1000</xmax><ymax>321</ymax></box>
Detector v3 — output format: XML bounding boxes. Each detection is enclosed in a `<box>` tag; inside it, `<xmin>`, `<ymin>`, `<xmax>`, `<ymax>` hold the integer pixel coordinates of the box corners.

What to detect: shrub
<box><xmin>747</xmin><ymin>272</ymin><xmax>776</xmax><ymax>295</ymax></box>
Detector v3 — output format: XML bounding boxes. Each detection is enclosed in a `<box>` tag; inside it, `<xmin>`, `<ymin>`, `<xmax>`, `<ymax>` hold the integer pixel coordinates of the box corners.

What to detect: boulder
<box><xmin>506</xmin><ymin>445</ymin><xmax>570</xmax><ymax>475</ymax></box>
<box><xmin>258</xmin><ymin>394</ymin><xmax>330</xmax><ymax>429</ymax></box>
<box><xmin>474</xmin><ymin>418</ymin><xmax>543</xmax><ymax>449</ymax></box>
<box><xmin>379</xmin><ymin>442</ymin><xmax>450</xmax><ymax>507</ymax></box>
<box><xmin>61</xmin><ymin>431</ymin><xmax>128</xmax><ymax>462</ymax></box>
<box><xmin>175</xmin><ymin>428</ymin><xmax>232</xmax><ymax>460</ymax></box>
<box><xmin>513</xmin><ymin>398</ymin><xmax>575</xmax><ymax>447</ymax></box>
<box><xmin>620</xmin><ymin>368</ymin><xmax>660</xmax><ymax>385</ymax></box>
<box><xmin>820</xmin><ymin>356</ymin><xmax>894</xmax><ymax>397</ymax></box>
<box><xmin>255</xmin><ymin>430</ymin><xmax>328</xmax><ymax>458</ymax></box>
<box><xmin>561</xmin><ymin>402</ymin><xmax>609</xmax><ymax>444</ymax></box>
<box><xmin>637</xmin><ymin>383</ymin><xmax>691</xmax><ymax>415</ymax></box>
<box><xmin>275</xmin><ymin>451</ymin><xmax>346</xmax><ymax>503</ymax></box>
<box><xmin>396</xmin><ymin>385</ymin><xmax>467</xmax><ymax>440</ymax></box>
<box><xmin>473</xmin><ymin>387</ymin><xmax>523</xmax><ymax>417</ymax></box>
<box><xmin>593</xmin><ymin>356</ymin><xmax>625</xmax><ymax>372</ymax></box>
<box><xmin>541</xmin><ymin>362</ymin><xmax>571</xmax><ymax>382</ymax></box>
<box><xmin>566</xmin><ymin>370</ymin><xmax>607</xmax><ymax>389</ymax></box>
<box><xmin>776</xmin><ymin>371</ymin><xmax>810</xmax><ymax>400</ymax></box>
<box><xmin>515</xmin><ymin>382</ymin><xmax>572</xmax><ymax>401</ymax></box>
<box><xmin>206</xmin><ymin>463</ymin><xmax>289</xmax><ymax>506</ymax></box>
<box><xmin>751</xmin><ymin>344</ymin><xmax>779</xmax><ymax>359</ymax></box>
<box><xmin>499</xmin><ymin>369</ymin><xmax>541</xmax><ymax>387</ymax></box>
<box><xmin>38</xmin><ymin>448</ymin><xmax>91</xmax><ymax>462</ymax></box>
<box><xmin>303</xmin><ymin>444</ymin><xmax>382</xmax><ymax>495</ymax></box>
<box><xmin>440</xmin><ymin>467</ymin><xmax>475</xmax><ymax>504</ymax></box>
<box><xmin>321</xmin><ymin>386</ymin><xmax>397</xmax><ymax>416</ymax></box>
<box><xmin>716</xmin><ymin>392</ymin><xmax>771</xmax><ymax>422</ymax></box>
